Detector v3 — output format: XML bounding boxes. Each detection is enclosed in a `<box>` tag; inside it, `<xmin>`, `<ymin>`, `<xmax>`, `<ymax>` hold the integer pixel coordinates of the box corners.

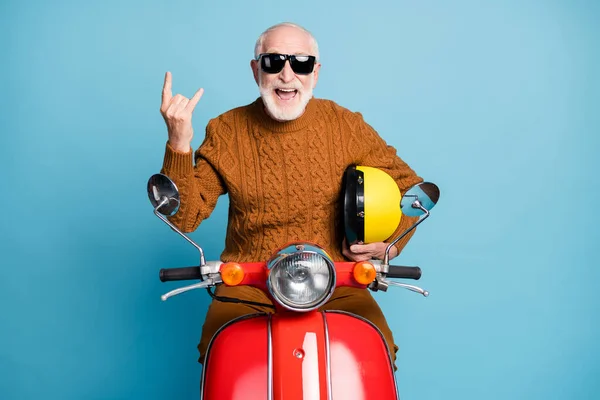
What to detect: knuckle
<box><xmin>175</xmin><ymin>110</ymin><xmax>189</xmax><ymax>119</ymax></box>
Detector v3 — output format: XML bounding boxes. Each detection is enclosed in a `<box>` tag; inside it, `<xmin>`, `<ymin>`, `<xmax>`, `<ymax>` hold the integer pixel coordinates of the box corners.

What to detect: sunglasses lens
<box><xmin>290</xmin><ymin>56</ymin><xmax>315</xmax><ymax>75</ymax></box>
<box><xmin>261</xmin><ymin>54</ymin><xmax>286</xmax><ymax>73</ymax></box>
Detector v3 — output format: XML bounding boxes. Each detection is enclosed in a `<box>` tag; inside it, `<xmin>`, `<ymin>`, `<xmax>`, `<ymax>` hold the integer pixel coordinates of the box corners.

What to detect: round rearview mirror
<box><xmin>147</xmin><ymin>173</ymin><xmax>180</xmax><ymax>216</ymax></box>
<box><xmin>400</xmin><ymin>182</ymin><xmax>440</xmax><ymax>217</ymax></box>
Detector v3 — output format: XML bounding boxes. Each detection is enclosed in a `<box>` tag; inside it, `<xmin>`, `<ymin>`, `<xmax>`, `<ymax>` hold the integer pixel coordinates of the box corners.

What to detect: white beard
<box><xmin>259</xmin><ymin>74</ymin><xmax>314</xmax><ymax>121</ymax></box>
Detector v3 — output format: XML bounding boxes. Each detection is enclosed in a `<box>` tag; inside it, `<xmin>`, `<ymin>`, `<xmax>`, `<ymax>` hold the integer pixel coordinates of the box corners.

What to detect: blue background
<box><xmin>2</xmin><ymin>0</ymin><xmax>599</xmax><ymax>398</ymax></box>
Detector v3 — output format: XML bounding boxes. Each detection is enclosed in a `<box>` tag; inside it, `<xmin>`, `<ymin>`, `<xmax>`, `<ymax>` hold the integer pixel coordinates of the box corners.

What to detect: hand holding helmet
<box><xmin>342</xmin><ymin>238</ymin><xmax>399</xmax><ymax>262</ymax></box>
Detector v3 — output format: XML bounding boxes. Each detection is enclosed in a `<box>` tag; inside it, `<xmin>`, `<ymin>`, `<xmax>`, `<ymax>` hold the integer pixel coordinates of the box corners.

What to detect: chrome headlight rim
<box><xmin>267</xmin><ymin>245</ymin><xmax>336</xmax><ymax>312</ymax></box>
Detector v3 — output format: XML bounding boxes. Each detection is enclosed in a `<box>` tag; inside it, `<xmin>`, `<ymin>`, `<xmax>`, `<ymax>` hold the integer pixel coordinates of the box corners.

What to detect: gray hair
<box><xmin>254</xmin><ymin>22</ymin><xmax>320</xmax><ymax>60</ymax></box>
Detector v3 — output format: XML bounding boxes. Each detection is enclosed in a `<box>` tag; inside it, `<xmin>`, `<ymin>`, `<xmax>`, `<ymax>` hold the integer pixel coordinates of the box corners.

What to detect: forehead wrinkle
<box><xmin>262</xmin><ymin>48</ymin><xmax>312</xmax><ymax>56</ymax></box>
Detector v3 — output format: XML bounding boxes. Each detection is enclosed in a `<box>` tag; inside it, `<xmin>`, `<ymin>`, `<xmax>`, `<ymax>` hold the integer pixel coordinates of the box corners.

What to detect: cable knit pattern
<box><xmin>161</xmin><ymin>97</ymin><xmax>423</xmax><ymax>263</ymax></box>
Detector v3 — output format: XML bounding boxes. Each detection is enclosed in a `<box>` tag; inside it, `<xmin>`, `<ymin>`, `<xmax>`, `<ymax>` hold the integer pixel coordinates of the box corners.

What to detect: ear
<box><xmin>251</xmin><ymin>59</ymin><xmax>259</xmax><ymax>85</ymax></box>
<box><xmin>312</xmin><ymin>62</ymin><xmax>321</xmax><ymax>89</ymax></box>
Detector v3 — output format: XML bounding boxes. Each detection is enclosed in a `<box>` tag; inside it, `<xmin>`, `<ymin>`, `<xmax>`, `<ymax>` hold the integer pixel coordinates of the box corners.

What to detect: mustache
<box><xmin>261</xmin><ymin>81</ymin><xmax>303</xmax><ymax>91</ymax></box>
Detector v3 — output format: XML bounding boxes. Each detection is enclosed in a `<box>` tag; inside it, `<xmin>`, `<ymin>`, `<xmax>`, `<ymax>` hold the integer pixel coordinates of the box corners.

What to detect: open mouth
<box><xmin>275</xmin><ymin>88</ymin><xmax>298</xmax><ymax>101</ymax></box>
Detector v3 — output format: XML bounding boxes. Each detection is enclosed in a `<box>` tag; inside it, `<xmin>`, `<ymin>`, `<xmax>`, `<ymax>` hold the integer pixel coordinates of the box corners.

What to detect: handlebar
<box><xmin>387</xmin><ymin>266</ymin><xmax>421</xmax><ymax>280</ymax></box>
<box><xmin>159</xmin><ymin>266</ymin><xmax>202</xmax><ymax>282</ymax></box>
<box><xmin>158</xmin><ymin>262</ymin><xmax>426</xmax><ymax>300</ymax></box>
<box><xmin>159</xmin><ymin>264</ymin><xmax>422</xmax><ymax>282</ymax></box>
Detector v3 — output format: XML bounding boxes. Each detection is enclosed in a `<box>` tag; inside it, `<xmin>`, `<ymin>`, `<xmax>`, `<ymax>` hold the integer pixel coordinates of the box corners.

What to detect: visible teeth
<box><xmin>279</xmin><ymin>89</ymin><xmax>296</xmax><ymax>92</ymax></box>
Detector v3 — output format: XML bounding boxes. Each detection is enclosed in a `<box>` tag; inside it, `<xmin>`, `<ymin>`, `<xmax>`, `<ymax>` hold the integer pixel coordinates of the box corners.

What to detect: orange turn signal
<box><xmin>353</xmin><ymin>261</ymin><xmax>377</xmax><ymax>285</ymax></box>
<box><xmin>221</xmin><ymin>263</ymin><xmax>245</xmax><ymax>286</ymax></box>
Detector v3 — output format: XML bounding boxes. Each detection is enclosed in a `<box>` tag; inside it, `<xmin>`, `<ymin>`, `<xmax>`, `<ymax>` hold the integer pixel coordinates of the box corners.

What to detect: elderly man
<box><xmin>159</xmin><ymin>22</ymin><xmax>422</xmax><ymax>367</ymax></box>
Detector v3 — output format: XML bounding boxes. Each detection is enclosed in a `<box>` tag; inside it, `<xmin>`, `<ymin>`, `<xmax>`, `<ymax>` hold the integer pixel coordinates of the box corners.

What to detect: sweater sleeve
<box><xmin>160</xmin><ymin>120</ymin><xmax>227</xmax><ymax>233</ymax></box>
<box><xmin>350</xmin><ymin>112</ymin><xmax>424</xmax><ymax>256</ymax></box>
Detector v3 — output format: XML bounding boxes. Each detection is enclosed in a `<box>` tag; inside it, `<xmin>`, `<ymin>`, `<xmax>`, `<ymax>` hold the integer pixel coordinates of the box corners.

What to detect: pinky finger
<box><xmin>187</xmin><ymin>88</ymin><xmax>205</xmax><ymax>111</ymax></box>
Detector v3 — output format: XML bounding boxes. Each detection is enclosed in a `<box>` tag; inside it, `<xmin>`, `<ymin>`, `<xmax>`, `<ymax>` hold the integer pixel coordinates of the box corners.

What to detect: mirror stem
<box><xmin>383</xmin><ymin>200</ymin><xmax>430</xmax><ymax>266</ymax></box>
<box><xmin>154</xmin><ymin>197</ymin><xmax>206</xmax><ymax>267</ymax></box>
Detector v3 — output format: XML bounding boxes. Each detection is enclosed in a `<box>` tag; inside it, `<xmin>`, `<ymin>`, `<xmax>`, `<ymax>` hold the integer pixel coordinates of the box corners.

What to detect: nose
<box><xmin>279</xmin><ymin>60</ymin><xmax>295</xmax><ymax>83</ymax></box>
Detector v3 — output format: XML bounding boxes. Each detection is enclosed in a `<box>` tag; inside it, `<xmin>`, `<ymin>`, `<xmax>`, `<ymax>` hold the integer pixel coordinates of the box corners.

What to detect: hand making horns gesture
<box><xmin>160</xmin><ymin>71</ymin><xmax>204</xmax><ymax>153</ymax></box>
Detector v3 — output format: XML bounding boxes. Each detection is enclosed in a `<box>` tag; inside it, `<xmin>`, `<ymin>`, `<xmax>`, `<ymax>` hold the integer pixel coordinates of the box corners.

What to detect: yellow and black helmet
<box><xmin>343</xmin><ymin>165</ymin><xmax>402</xmax><ymax>244</ymax></box>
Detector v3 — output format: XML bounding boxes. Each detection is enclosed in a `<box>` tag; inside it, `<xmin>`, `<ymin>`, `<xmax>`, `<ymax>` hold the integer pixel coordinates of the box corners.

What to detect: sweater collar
<box><xmin>251</xmin><ymin>96</ymin><xmax>318</xmax><ymax>133</ymax></box>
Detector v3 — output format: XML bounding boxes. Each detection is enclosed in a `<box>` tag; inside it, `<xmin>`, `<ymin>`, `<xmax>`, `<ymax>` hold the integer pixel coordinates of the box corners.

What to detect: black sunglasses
<box><xmin>257</xmin><ymin>53</ymin><xmax>316</xmax><ymax>75</ymax></box>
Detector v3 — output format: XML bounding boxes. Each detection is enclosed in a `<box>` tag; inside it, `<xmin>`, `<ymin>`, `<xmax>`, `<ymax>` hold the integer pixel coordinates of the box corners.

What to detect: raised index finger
<box><xmin>161</xmin><ymin>71</ymin><xmax>173</xmax><ymax>106</ymax></box>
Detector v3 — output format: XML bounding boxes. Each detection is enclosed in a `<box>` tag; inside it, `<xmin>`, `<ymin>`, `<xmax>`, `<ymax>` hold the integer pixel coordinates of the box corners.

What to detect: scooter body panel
<box><xmin>201</xmin><ymin>311</ymin><xmax>397</xmax><ymax>399</ymax></box>
<box><xmin>201</xmin><ymin>315</ymin><xmax>269</xmax><ymax>400</ymax></box>
<box><xmin>326</xmin><ymin>311</ymin><xmax>398</xmax><ymax>399</ymax></box>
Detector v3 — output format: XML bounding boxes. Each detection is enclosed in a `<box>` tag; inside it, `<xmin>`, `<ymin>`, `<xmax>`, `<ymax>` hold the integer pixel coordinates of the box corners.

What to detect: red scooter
<box><xmin>147</xmin><ymin>173</ymin><xmax>439</xmax><ymax>400</ymax></box>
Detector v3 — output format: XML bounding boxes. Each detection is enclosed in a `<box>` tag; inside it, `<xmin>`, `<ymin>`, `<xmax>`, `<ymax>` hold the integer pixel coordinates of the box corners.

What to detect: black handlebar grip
<box><xmin>387</xmin><ymin>266</ymin><xmax>422</xmax><ymax>280</ymax></box>
<box><xmin>159</xmin><ymin>266</ymin><xmax>202</xmax><ymax>282</ymax></box>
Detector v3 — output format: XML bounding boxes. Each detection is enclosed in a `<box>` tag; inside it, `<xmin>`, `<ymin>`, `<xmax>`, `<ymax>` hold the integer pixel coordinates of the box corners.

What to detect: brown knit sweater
<box><xmin>161</xmin><ymin>97</ymin><xmax>423</xmax><ymax>263</ymax></box>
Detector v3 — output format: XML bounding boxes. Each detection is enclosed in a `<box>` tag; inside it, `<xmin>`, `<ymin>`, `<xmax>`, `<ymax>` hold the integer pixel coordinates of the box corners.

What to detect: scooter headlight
<box><xmin>267</xmin><ymin>243</ymin><xmax>336</xmax><ymax>312</ymax></box>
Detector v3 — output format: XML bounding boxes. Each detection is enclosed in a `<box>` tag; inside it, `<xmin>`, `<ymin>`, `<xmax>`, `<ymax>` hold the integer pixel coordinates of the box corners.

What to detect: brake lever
<box><xmin>161</xmin><ymin>275</ymin><xmax>223</xmax><ymax>301</ymax></box>
<box><xmin>383</xmin><ymin>279</ymin><xmax>429</xmax><ymax>297</ymax></box>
